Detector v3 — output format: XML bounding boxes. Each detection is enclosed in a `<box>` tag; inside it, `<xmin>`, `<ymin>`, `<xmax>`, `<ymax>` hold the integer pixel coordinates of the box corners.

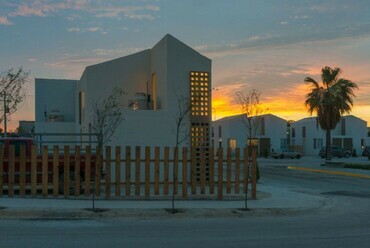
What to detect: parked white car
<box><xmin>271</xmin><ymin>149</ymin><xmax>302</xmax><ymax>159</ymax></box>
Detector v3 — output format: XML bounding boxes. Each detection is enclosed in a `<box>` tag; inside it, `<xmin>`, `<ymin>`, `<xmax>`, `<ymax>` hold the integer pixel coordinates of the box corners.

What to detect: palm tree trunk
<box><xmin>326</xmin><ymin>129</ymin><xmax>331</xmax><ymax>161</ymax></box>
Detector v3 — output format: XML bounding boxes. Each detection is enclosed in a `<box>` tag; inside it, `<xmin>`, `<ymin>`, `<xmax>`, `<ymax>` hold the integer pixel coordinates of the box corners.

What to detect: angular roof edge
<box><xmin>154</xmin><ymin>33</ymin><xmax>211</xmax><ymax>62</ymax></box>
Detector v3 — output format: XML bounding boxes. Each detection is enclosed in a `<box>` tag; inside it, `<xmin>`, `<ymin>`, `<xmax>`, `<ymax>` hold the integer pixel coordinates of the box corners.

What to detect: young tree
<box><xmin>171</xmin><ymin>93</ymin><xmax>191</xmax><ymax>214</ymax></box>
<box><xmin>235</xmin><ymin>88</ymin><xmax>267</xmax><ymax>210</ymax></box>
<box><xmin>173</xmin><ymin>93</ymin><xmax>191</xmax><ymax>147</ymax></box>
<box><xmin>90</xmin><ymin>87</ymin><xmax>124</xmax><ymax>148</ymax></box>
<box><xmin>0</xmin><ymin>67</ymin><xmax>30</xmax><ymax>136</ymax></box>
<box><xmin>235</xmin><ymin>89</ymin><xmax>266</xmax><ymax>149</ymax></box>
<box><xmin>305</xmin><ymin>67</ymin><xmax>358</xmax><ymax>161</ymax></box>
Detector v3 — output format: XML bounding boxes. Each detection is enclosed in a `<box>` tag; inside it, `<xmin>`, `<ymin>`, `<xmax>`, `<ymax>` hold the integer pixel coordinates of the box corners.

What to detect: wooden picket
<box><xmin>125</xmin><ymin>146</ymin><xmax>131</xmax><ymax>196</ymax></box>
<box><xmin>8</xmin><ymin>145</ymin><xmax>14</xmax><ymax>197</ymax></box>
<box><xmin>84</xmin><ymin>146</ymin><xmax>91</xmax><ymax>196</ymax></box>
<box><xmin>75</xmin><ymin>146</ymin><xmax>81</xmax><ymax>197</ymax></box>
<box><xmin>53</xmin><ymin>146</ymin><xmax>59</xmax><ymax>197</ymax></box>
<box><xmin>31</xmin><ymin>145</ymin><xmax>37</xmax><ymax>197</ymax></box>
<box><xmin>105</xmin><ymin>146</ymin><xmax>111</xmax><ymax>199</ymax></box>
<box><xmin>209</xmin><ymin>147</ymin><xmax>214</xmax><ymax>194</ymax></box>
<box><xmin>0</xmin><ymin>145</ymin><xmax>3</xmax><ymax>197</ymax></box>
<box><xmin>19</xmin><ymin>145</ymin><xmax>26</xmax><ymax>197</ymax></box>
<box><xmin>115</xmin><ymin>146</ymin><xmax>121</xmax><ymax>197</ymax></box>
<box><xmin>145</xmin><ymin>146</ymin><xmax>150</xmax><ymax>198</ymax></box>
<box><xmin>182</xmin><ymin>147</ymin><xmax>188</xmax><ymax>198</ymax></box>
<box><xmin>164</xmin><ymin>147</ymin><xmax>169</xmax><ymax>195</ymax></box>
<box><xmin>64</xmin><ymin>146</ymin><xmax>70</xmax><ymax>198</ymax></box>
<box><xmin>0</xmin><ymin>144</ymin><xmax>258</xmax><ymax>200</ymax></box>
<box><xmin>154</xmin><ymin>147</ymin><xmax>160</xmax><ymax>195</ymax></box>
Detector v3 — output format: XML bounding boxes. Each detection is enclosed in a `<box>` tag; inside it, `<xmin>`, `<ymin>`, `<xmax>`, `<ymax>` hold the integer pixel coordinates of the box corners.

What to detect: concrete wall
<box><xmin>35</xmin><ymin>79</ymin><xmax>77</xmax><ymax>122</ymax></box>
<box><xmin>75</xmin><ymin>34</ymin><xmax>211</xmax><ymax>149</ymax></box>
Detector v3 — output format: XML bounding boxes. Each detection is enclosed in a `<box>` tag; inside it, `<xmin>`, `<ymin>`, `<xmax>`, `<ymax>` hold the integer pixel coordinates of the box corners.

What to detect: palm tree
<box><xmin>304</xmin><ymin>66</ymin><xmax>358</xmax><ymax>160</ymax></box>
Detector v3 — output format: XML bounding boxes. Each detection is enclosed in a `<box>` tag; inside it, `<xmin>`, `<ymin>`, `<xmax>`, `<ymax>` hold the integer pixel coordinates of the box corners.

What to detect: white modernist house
<box><xmin>35</xmin><ymin>34</ymin><xmax>212</xmax><ymax>150</ymax></box>
<box><xmin>290</xmin><ymin>115</ymin><xmax>368</xmax><ymax>156</ymax></box>
<box><xmin>212</xmin><ymin>114</ymin><xmax>288</xmax><ymax>156</ymax></box>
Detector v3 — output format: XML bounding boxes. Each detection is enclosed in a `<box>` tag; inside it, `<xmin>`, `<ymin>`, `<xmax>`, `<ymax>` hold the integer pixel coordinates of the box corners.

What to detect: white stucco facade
<box><xmin>34</xmin><ymin>34</ymin><xmax>212</xmax><ymax>150</ymax></box>
<box><xmin>212</xmin><ymin>114</ymin><xmax>288</xmax><ymax>156</ymax></box>
<box><xmin>290</xmin><ymin>115</ymin><xmax>368</xmax><ymax>156</ymax></box>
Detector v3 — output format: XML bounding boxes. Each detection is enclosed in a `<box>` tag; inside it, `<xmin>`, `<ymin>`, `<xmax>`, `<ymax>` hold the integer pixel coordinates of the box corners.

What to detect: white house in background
<box><xmin>290</xmin><ymin>115</ymin><xmax>368</xmax><ymax>156</ymax></box>
<box><xmin>35</xmin><ymin>34</ymin><xmax>212</xmax><ymax>150</ymax></box>
<box><xmin>212</xmin><ymin>114</ymin><xmax>288</xmax><ymax>156</ymax></box>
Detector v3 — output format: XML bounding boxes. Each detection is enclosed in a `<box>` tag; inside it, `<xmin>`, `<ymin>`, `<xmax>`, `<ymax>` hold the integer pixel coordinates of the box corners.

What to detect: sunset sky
<box><xmin>1</xmin><ymin>0</ymin><xmax>370</xmax><ymax>130</ymax></box>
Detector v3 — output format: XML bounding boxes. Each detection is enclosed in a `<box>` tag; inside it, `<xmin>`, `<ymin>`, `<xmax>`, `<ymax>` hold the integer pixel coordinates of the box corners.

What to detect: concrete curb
<box><xmin>287</xmin><ymin>165</ymin><xmax>370</xmax><ymax>179</ymax></box>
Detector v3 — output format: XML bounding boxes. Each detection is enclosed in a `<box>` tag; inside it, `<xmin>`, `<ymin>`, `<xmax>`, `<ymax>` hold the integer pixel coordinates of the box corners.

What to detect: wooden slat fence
<box><xmin>0</xmin><ymin>145</ymin><xmax>258</xmax><ymax>200</ymax></box>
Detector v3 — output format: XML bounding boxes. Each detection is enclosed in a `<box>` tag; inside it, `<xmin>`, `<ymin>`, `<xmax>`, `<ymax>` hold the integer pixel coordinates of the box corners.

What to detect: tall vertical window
<box><xmin>190</xmin><ymin>72</ymin><xmax>209</xmax><ymax>117</ymax></box>
<box><xmin>152</xmin><ymin>73</ymin><xmax>157</xmax><ymax>110</ymax></box>
<box><xmin>292</xmin><ymin>128</ymin><xmax>295</xmax><ymax>138</ymax></box>
<box><xmin>302</xmin><ymin>126</ymin><xmax>306</xmax><ymax>138</ymax></box>
<box><xmin>78</xmin><ymin>91</ymin><xmax>85</xmax><ymax>124</ymax></box>
<box><xmin>190</xmin><ymin>71</ymin><xmax>211</xmax><ymax>181</ymax></box>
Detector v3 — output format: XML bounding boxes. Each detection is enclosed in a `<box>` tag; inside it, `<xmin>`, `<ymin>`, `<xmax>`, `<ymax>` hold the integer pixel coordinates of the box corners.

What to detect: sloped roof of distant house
<box><xmin>214</xmin><ymin>113</ymin><xmax>287</xmax><ymax>123</ymax></box>
<box><xmin>293</xmin><ymin>115</ymin><xmax>367</xmax><ymax>126</ymax></box>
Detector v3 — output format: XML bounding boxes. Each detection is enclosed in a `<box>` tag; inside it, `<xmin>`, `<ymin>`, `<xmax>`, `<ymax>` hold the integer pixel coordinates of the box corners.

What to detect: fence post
<box><xmin>135</xmin><ymin>146</ymin><xmax>141</xmax><ymax>196</ymax></box>
<box><xmin>251</xmin><ymin>148</ymin><xmax>257</xmax><ymax>199</ymax></box>
<box><xmin>31</xmin><ymin>145</ymin><xmax>37</xmax><ymax>197</ymax></box>
<box><xmin>75</xmin><ymin>146</ymin><xmax>81</xmax><ymax>197</ymax></box>
<box><xmin>164</xmin><ymin>147</ymin><xmax>169</xmax><ymax>195</ymax></box>
<box><xmin>209</xmin><ymin>147</ymin><xmax>214</xmax><ymax>195</ymax></box>
<box><xmin>19</xmin><ymin>145</ymin><xmax>26</xmax><ymax>197</ymax></box>
<box><xmin>42</xmin><ymin>145</ymin><xmax>48</xmax><ymax>197</ymax></box>
<box><xmin>84</xmin><ymin>146</ymin><xmax>91</xmax><ymax>197</ymax></box>
<box><xmin>115</xmin><ymin>146</ymin><xmax>121</xmax><ymax>197</ymax></box>
<box><xmin>243</xmin><ymin>147</ymin><xmax>249</xmax><ymax>194</ymax></box>
<box><xmin>8</xmin><ymin>145</ymin><xmax>15</xmax><ymax>197</ymax></box>
<box><xmin>125</xmin><ymin>146</ymin><xmax>131</xmax><ymax>196</ymax></box>
<box><xmin>105</xmin><ymin>146</ymin><xmax>111</xmax><ymax>199</ymax></box>
<box><xmin>182</xmin><ymin>147</ymin><xmax>188</xmax><ymax>198</ymax></box>
<box><xmin>226</xmin><ymin>147</ymin><xmax>231</xmax><ymax>194</ymax></box>
<box><xmin>217</xmin><ymin>147</ymin><xmax>223</xmax><ymax>200</ymax></box>
<box><xmin>173</xmin><ymin>147</ymin><xmax>179</xmax><ymax>196</ymax></box>
<box><xmin>235</xmin><ymin>148</ymin><xmax>240</xmax><ymax>194</ymax></box>
<box><xmin>53</xmin><ymin>146</ymin><xmax>59</xmax><ymax>197</ymax></box>
<box><xmin>200</xmin><ymin>148</ymin><xmax>206</xmax><ymax>194</ymax></box>
<box><xmin>145</xmin><ymin>146</ymin><xmax>150</xmax><ymax>198</ymax></box>
<box><xmin>0</xmin><ymin>145</ymin><xmax>3</xmax><ymax>197</ymax></box>
<box><xmin>64</xmin><ymin>146</ymin><xmax>70</xmax><ymax>198</ymax></box>
<box><xmin>154</xmin><ymin>147</ymin><xmax>160</xmax><ymax>195</ymax></box>
<box><xmin>191</xmin><ymin>147</ymin><xmax>197</xmax><ymax>195</ymax></box>
<box><xmin>95</xmin><ymin>146</ymin><xmax>102</xmax><ymax>197</ymax></box>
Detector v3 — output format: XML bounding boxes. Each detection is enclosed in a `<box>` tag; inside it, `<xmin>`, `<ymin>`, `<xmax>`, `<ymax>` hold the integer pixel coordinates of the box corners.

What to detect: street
<box><xmin>1</xmin><ymin>157</ymin><xmax>370</xmax><ymax>248</ymax></box>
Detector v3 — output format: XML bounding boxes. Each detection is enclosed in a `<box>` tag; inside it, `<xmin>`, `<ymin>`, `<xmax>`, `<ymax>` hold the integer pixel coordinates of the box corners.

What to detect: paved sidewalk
<box><xmin>0</xmin><ymin>181</ymin><xmax>324</xmax><ymax>218</ymax></box>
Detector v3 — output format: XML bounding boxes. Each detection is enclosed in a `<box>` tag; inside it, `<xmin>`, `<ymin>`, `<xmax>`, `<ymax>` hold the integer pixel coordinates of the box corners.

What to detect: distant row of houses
<box><xmin>213</xmin><ymin>114</ymin><xmax>368</xmax><ymax>156</ymax></box>
<box><xmin>19</xmin><ymin>34</ymin><xmax>368</xmax><ymax>157</ymax></box>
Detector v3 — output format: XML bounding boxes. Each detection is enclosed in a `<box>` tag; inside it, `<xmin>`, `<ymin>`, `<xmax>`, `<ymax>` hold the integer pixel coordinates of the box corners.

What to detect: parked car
<box><xmin>362</xmin><ymin>146</ymin><xmax>370</xmax><ymax>156</ymax></box>
<box><xmin>319</xmin><ymin>146</ymin><xmax>351</xmax><ymax>158</ymax></box>
<box><xmin>271</xmin><ymin>149</ymin><xmax>302</xmax><ymax>159</ymax></box>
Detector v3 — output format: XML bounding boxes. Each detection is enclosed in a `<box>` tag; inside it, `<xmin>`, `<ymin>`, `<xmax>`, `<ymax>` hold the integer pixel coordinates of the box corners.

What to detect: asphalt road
<box><xmin>1</xmin><ymin>158</ymin><xmax>369</xmax><ymax>248</ymax></box>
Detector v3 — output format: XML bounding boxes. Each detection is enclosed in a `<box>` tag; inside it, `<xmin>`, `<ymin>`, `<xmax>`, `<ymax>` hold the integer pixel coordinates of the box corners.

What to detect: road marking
<box><xmin>287</xmin><ymin>166</ymin><xmax>370</xmax><ymax>179</ymax></box>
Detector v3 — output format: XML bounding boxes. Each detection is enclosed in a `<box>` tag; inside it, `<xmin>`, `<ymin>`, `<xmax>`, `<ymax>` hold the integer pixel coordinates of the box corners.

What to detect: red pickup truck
<box><xmin>0</xmin><ymin>137</ymin><xmax>97</xmax><ymax>195</ymax></box>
